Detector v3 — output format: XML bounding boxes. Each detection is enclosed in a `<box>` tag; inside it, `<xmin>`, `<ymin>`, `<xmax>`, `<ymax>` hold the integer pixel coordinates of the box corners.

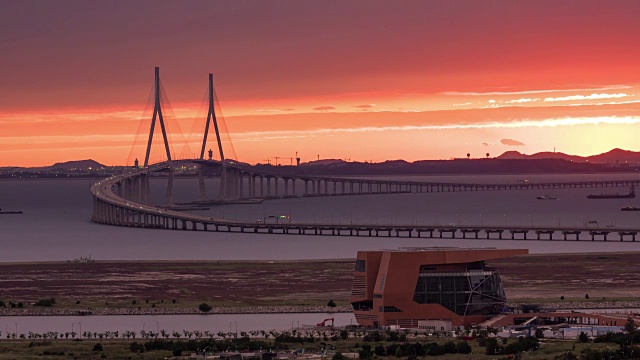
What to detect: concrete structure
<box><xmin>350</xmin><ymin>248</ymin><xmax>528</xmax><ymax>328</ymax></box>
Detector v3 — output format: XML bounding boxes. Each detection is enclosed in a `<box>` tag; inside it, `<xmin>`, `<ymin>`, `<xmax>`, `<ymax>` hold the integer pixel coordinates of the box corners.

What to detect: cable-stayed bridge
<box><xmin>90</xmin><ymin>68</ymin><xmax>640</xmax><ymax>242</ymax></box>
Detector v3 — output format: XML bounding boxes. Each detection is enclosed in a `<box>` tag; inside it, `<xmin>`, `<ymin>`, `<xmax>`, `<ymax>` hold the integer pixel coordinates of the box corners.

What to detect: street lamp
<box><xmin>72</xmin><ymin>322</ymin><xmax>81</xmax><ymax>337</ymax></box>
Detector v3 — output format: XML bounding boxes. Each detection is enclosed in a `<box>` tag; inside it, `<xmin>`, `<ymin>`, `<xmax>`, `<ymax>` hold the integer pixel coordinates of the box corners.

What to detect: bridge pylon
<box><xmin>144</xmin><ymin>67</ymin><xmax>174</xmax><ymax>205</ymax></box>
<box><xmin>199</xmin><ymin>74</ymin><xmax>229</xmax><ymax>201</ymax></box>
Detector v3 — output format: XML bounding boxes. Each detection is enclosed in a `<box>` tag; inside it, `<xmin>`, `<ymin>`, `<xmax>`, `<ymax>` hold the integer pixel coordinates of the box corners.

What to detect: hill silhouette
<box><xmin>497</xmin><ymin>148</ymin><xmax>640</xmax><ymax>164</ymax></box>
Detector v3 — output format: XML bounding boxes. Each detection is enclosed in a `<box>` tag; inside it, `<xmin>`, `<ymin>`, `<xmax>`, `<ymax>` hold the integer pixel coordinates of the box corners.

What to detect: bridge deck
<box><xmin>90</xmin><ymin>160</ymin><xmax>640</xmax><ymax>243</ymax></box>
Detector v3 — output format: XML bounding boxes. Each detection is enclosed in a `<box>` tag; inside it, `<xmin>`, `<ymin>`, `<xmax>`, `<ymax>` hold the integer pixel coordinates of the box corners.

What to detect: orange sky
<box><xmin>2</xmin><ymin>1</ymin><xmax>640</xmax><ymax>166</ymax></box>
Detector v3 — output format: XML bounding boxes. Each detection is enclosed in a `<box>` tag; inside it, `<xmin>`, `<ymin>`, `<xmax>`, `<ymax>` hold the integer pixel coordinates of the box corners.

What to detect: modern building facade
<box><xmin>351</xmin><ymin>248</ymin><xmax>528</xmax><ymax>328</ymax></box>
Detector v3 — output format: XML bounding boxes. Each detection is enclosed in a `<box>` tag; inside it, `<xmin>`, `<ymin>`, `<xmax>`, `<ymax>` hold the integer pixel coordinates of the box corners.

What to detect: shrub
<box><xmin>198</xmin><ymin>303</ymin><xmax>212</xmax><ymax>312</ymax></box>
<box><xmin>484</xmin><ymin>337</ymin><xmax>499</xmax><ymax>355</ymax></box>
<box><xmin>443</xmin><ymin>341</ymin><xmax>456</xmax><ymax>354</ymax></box>
<box><xmin>456</xmin><ymin>341</ymin><xmax>472</xmax><ymax>354</ymax></box>
<box><xmin>129</xmin><ymin>341</ymin><xmax>145</xmax><ymax>353</ymax></box>
<box><xmin>340</xmin><ymin>330</ymin><xmax>349</xmax><ymax>340</ymax></box>
<box><xmin>561</xmin><ymin>296</ymin><xmax>565</xmax><ymax>300</ymax></box>
<box><xmin>579</xmin><ymin>332</ymin><xmax>590</xmax><ymax>343</ymax></box>
<box><xmin>92</xmin><ymin>343</ymin><xmax>103</xmax><ymax>351</ymax></box>
<box><xmin>33</xmin><ymin>298</ymin><xmax>56</xmax><ymax>307</ymax></box>
<box><xmin>358</xmin><ymin>344</ymin><xmax>373</xmax><ymax>359</ymax></box>
<box><xmin>332</xmin><ymin>352</ymin><xmax>345</xmax><ymax>360</ymax></box>
<box><xmin>374</xmin><ymin>345</ymin><xmax>385</xmax><ymax>356</ymax></box>
<box><xmin>424</xmin><ymin>342</ymin><xmax>445</xmax><ymax>356</ymax></box>
<box><xmin>327</xmin><ymin>300</ymin><xmax>336</xmax><ymax>307</ymax></box>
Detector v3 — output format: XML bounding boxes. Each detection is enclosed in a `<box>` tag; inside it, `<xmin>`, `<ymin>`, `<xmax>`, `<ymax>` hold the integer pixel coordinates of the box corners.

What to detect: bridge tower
<box><xmin>143</xmin><ymin>67</ymin><xmax>174</xmax><ymax>205</ymax></box>
<box><xmin>198</xmin><ymin>74</ymin><xmax>229</xmax><ymax>201</ymax></box>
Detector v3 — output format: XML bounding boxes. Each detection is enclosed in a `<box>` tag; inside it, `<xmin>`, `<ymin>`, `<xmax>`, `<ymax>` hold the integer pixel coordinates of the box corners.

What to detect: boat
<box><xmin>621</xmin><ymin>206</ymin><xmax>640</xmax><ymax>211</ymax></box>
<box><xmin>0</xmin><ymin>208</ymin><xmax>23</xmax><ymax>215</ymax></box>
<box><xmin>537</xmin><ymin>195</ymin><xmax>557</xmax><ymax>200</ymax></box>
<box><xmin>587</xmin><ymin>185</ymin><xmax>635</xmax><ymax>199</ymax></box>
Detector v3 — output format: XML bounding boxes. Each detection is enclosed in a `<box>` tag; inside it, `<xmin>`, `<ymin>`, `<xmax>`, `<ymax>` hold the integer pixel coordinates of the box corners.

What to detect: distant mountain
<box><xmin>302</xmin><ymin>159</ymin><xmax>347</xmax><ymax>166</ymax></box>
<box><xmin>497</xmin><ymin>148</ymin><xmax>640</xmax><ymax>164</ymax></box>
<box><xmin>44</xmin><ymin>159</ymin><xmax>106</xmax><ymax>171</ymax></box>
<box><xmin>587</xmin><ymin>148</ymin><xmax>640</xmax><ymax>164</ymax></box>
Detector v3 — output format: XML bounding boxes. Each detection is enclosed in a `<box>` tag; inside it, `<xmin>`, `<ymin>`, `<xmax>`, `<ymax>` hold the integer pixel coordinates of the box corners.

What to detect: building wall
<box><xmin>351</xmin><ymin>248</ymin><xmax>528</xmax><ymax>328</ymax></box>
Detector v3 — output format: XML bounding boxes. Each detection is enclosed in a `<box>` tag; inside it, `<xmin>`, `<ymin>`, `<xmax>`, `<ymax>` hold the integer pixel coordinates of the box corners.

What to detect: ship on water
<box><xmin>587</xmin><ymin>185</ymin><xmax>635</xmax><ymax>199</ymax></box>
<box><xmin>0</xmin><ymin>208</ymin><xmax>23</xmax><ymax>215</ymax></box>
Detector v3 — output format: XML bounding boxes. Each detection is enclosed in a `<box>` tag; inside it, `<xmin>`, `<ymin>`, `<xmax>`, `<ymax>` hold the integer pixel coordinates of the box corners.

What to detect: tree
<box><xmin>93</xmin><ymin>343</ymin><xmax>103</xmax><ymax>352</ymax></box>
<box><xmin>626</xmin><ymin>317</ymin><xmax>637</xmax><ymax>345</ymax></box>
<box><xmin>579</xmin><ymin>331</ymin><xmax>590</xmax><ymax>343</ymax></box>
<box><xmin>486</xmin><ymin>153</ymin><xmax>490</xmax><ymax>158</ymax></box>
<box><xmin>467</xmin><ymin>153</ymin><xmax>471</xmax><ymax>159</ymax></box>
<box><xmin>198</xmin><ymin>303</ymin><xmax>212</xmax><ymax>312</ymax></box>
<box><xmin>327</xmin><ymin>300</ymin><xmax>336</xmax><ymax>307</ymax></box>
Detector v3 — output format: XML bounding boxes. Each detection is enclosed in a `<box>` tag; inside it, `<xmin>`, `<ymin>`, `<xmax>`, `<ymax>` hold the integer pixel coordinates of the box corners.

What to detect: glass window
<box><xmin>355</xmin><ymin>260</ymin><xmax>366</xmax><ymax>272</ymax></box>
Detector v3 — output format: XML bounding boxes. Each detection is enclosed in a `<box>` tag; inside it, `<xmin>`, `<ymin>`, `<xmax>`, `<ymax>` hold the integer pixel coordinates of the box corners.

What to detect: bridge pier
<box><xmin>197</xmin><ymin>166</ymin><xmax>207</xmax><ymax>201</ymax></box>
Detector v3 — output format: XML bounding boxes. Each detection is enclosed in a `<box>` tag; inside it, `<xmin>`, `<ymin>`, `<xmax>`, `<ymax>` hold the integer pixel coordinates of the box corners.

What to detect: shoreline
<box><xmin>1</xmin><ymin>301</ymin><xmax>640</xmax><ymax>317</ymax></box>
<box><xmin>0</xmin><ymin>305</ymin><xmax>352</xmax><ymax>317</ymax></box>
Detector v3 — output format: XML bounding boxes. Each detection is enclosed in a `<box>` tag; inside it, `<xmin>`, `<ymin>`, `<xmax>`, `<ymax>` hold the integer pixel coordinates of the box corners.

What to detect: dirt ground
<box><xmin>0</xmin><ymin>253</ymin><xmax>638</xmax><ymax>309</ymax></box>
<box><xmin>489</xmin><ymin>252</ymin><xmax>640</xmax><ymax>302</ymax></box>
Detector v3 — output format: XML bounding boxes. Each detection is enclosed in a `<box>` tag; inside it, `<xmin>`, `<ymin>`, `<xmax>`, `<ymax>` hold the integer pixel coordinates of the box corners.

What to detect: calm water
<box><xmin>0</xmin><ymin>313</ymin><xmax>355</xmax><ymax>336</ymax></box>
<box><xmin>1</xmin><ymin>174</ymin><xmax>640</xmax><ymax>262</ymax></box>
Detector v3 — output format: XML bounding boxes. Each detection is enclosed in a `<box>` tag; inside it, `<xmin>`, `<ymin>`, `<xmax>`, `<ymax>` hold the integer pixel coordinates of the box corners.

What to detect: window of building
<box><xmin>412</xmin><ymin>267</ymin><xmax>506</xmax><ymax>317</ymax></box>
<box><xmin>355</xmin><ymin>260</ymin><xmax>366</xmax><ymax>272</ymax></box>
<box><xmin>373</xmin><ymin>294</ymin><xmax>383</xmax><ymax>299</ymax></box>
<box><xmin>378</xmin><ymin>306</ymin><xmax>402</xmax><ymax>313</ymax></box>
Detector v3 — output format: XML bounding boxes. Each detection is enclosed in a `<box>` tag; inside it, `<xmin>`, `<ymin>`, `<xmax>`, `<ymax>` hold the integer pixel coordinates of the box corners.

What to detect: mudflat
<box><xmin>0</xmin><ymin>253</ymin><xmax>638</xmax><ymax>312</ymax></box>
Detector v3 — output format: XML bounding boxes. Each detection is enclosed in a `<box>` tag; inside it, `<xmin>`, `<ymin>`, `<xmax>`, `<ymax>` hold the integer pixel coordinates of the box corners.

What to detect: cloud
<box><xmin>544</xmin><ymin>93</ymin><xmax>629</xmax><ymax>102</ymax></box>
<box><xmin>229</xmin><ymin>116</ymin><xmax>640</xmax><ymax>143</ymax></box>
<box><xmin>453</xmin><ymin>102</ymin><xmax>472</xmax><ymax>106</ymax></box>
<box><xmin>500</xmin><ymin>138</ymin><xmax>525</xmax><ymax>146</ymax></box>
<box><xmin>353</xmin><ymin>104</ymin><xmax>376</xmax><ymax>109</ymax></box>
<box><xmin>506</xmin><ymin>98</ymin><xmax>540</xmax><ymax>104</ymax></box>
<box><xmin>482</xmin><ymin>142</ymin><xmax>489</xmax><ymax>146</ymax></box>
<box><xmin>488</xmin><ymin>99</ymin><xmax>497</xmax><ymax>104</ymax></box>
<box><xmin>313</xmin><ymin>105</ymin><xmax>335</xmax><ymax>111</ymax></box>
<box><xmin>442</xmin><ymin>85</ymin><xmax>632</xmax><ymax>96</ymax></box>
<box><xmin>257</xmin><ymin>108</ymin><xmax>296</xmax><ymax>112</ymax></box>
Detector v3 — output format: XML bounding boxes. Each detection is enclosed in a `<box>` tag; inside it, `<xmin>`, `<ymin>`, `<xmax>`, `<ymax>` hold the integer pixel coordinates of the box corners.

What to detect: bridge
<box><xmin>90</xmin><ymin>68</ymin><xmax>640</xmax><ymax>242</ymax></box>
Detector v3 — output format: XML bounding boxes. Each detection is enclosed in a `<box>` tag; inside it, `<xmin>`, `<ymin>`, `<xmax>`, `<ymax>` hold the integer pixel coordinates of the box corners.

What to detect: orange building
<box><xmin>351</xmin><ymin>247</ymin><xmax>528</xmax><ymax>328</ymax></box>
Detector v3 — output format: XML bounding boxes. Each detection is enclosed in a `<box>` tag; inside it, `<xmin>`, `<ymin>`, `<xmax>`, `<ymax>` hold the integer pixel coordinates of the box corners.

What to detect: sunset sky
<box><xmin>2</xmin><ymin>1</ymin><xmax>640</xmax><ymax>166</ymax></box>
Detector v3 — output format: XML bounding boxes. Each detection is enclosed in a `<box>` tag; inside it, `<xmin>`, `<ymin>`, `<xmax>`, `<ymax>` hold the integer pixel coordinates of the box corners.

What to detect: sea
<box><xmin>1</xmin><ymin>173</ymin><xmax>640</xmax><ymax>263</ymax></box>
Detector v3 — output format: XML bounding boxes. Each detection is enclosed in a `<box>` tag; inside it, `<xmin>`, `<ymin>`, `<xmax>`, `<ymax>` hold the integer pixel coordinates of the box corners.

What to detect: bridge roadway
<box><xmin>90</xmin><ymin>160</ymin><xmax>640</xmax><ymax>242</ymax></box>
<box><xmin>191</xmin><ymin>159</ymin><xmax>640</xmax><ymax>199</ymax></box>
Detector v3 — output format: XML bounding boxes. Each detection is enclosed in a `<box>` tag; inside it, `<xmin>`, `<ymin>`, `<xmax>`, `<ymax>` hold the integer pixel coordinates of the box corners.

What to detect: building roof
<box><xmin>359</xmin><ymin>247</ymin><xmax>528</xmax><ymax>264</ymax></box>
